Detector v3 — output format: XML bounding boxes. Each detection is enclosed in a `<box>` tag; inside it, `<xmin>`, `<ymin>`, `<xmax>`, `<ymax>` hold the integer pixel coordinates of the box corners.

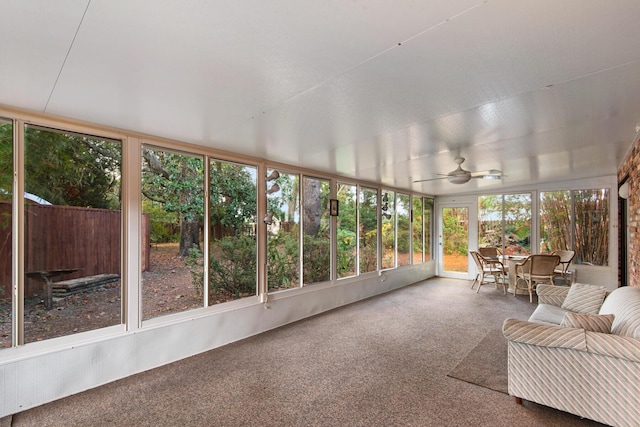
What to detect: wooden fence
<box><xmin>0</xmin><ymin>202</ymin><xmax>149</xmax><ymax>298</ymax></box>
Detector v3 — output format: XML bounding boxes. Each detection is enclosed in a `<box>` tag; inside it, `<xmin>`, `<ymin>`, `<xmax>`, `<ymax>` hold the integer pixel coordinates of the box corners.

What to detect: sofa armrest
<box><xmin>536</xmin><ymin>284</ymin><xmax>569</xmax><ymax>307</ymax></box>
<box><xmin>502</xmin><ymin>318</ymin><xmax>586</xmax><ymax>351</ymax></box>
<box><xmin>586</xmin><ymin>331</ymin><xmax>640</xmax><ymax>363</ymax></box>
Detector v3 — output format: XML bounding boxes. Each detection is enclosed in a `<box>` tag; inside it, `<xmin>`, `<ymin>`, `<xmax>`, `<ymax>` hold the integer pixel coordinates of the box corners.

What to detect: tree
<box><xmin>142</xmin><ymin>148</ymin><xmax>203</xmax><ymax>256</ymax></box>
<box><xmin>0</xmin><ymin>123</ymin><xmax>12</xmax><ymax>200</ymax></box>
<box><xmin>23</xmin><ymin>126</ymin><xmax>121</xmax><ymax>209</ymax></box>
<box><xmin>209</xmin><ymin>161</ymin><xmax>256</xmax><ymax>237</ymax></box>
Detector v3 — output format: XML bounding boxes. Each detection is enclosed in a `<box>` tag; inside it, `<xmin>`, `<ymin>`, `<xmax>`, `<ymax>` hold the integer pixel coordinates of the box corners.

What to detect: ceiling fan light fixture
<box><xmin>446</xmin><ymin>171</ymin><xmax>472</xmax><ymax>184</ymax></box>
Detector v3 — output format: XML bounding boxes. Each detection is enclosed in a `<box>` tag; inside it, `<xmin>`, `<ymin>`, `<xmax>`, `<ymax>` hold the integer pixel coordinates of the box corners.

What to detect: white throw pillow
<box><xmin>561</xmin><ymin>283</ymin><xmax>608</xmax><ymax>315</ymax></box>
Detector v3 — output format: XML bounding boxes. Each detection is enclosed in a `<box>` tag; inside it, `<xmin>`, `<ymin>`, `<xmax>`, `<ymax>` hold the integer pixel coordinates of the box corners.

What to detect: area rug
<box><xmin>447</xmin><ymin>329</ymin><xmax>508</xmax><ymax>394</ymax></box>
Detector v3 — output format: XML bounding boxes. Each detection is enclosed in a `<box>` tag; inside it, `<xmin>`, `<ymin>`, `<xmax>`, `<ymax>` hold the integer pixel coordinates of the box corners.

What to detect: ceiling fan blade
<box><xmin>471</xmin><ymin>169</ymin><xmax>503</xmax><ymax>178</ymax></box>
<box><xmin>413</xmin><ymin>176</ymin><xmax>448</xmax><ymax>183</ymax></box>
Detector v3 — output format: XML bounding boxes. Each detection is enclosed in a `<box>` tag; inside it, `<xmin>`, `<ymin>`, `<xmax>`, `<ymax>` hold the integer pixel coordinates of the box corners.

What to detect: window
<box><xmin>381</xmin><ymin>191</ymin><xmax>395</xmax><ymax>269</ymax></box>
<box><xmin>478</xmin><ymin>195</ymin><xmax>503</xmax><ymax>248</ymax></box>
<box><xmin>23</xmin><ymin>125</ymin><xmax>122</xmax><ymax>342</ymax></box>
<box><xmin>574</xmin><ymin>189</ymin><xmax>609</xmax><ymax>266</ymax></box>
<box><xmin>396</xmin><ymin>193</ymin><xmax>410</xmax><ymax>266</ymax></box>
<box><xmin>337</xmin><ymin>183</ymin><xmax>357</xmax><ymax>278</ymax></box>
<box><xmin>0</xmin><ymin>119</ymin><xmax>12</xmax><ymax>349</ymax></box>
<box><xmin>266</xmin><ymin>169</ymin><xmax>300</xmax><ymax>292</ymax></box>
<box><xmin>423</xmin><ymin>198</ymin><xmax>433</xmax><ymax>261</ymax></box>
<box><xmin>539</xmin><ymin>191</ymin><xmax>570</xmax><ymax>253</ymax></box>
<box><xmin>359</xmin><ymin>186</ymin><xmax>378</xmax><ymax>273</ymax></box>
<box><xmin>540</xmin><ymin>189</ymin><xmax>609</xmax><ymax>266</ymax></box>
<box><xmin>141</xmin><ymin>146</ymin><xmax>204</xmax><ymax>320</ymax></box>
<box><xmin>302</xmin><ymin>176</ymin><xmax>330</xmax><ymax>284</ymax></box>
<box><xmin>412</xmin><ymin>196</ymin><xmax>423</xmax><ymax>264</ymax></box>
<box><xmin>208</xmin><ymin>160</ymin><xmax>257</xmax><ymax>303</ymax></box>
<box><xmin>504</xmin><ymin>194</ymin><xmax>531</xmax><ymax>255</ymax></box>
<box><xmin>478</xmin><ymin>193</ymin><xmax>531</xmax><ymax>256</ymax></box>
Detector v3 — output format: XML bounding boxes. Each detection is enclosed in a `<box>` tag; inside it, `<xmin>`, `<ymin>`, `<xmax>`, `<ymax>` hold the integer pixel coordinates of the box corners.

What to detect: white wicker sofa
<box><xmin>502</xmin><ymin>284</ymin><xmax>640</xmax><ymax>427</ymax></box>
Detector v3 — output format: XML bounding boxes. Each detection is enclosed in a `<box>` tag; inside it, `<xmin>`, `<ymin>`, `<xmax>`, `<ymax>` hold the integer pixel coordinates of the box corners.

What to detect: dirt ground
<box><xmin>0</xmin><ymin>244</ymin><xmax>198</xmax><ymax>347</ymax></box>
<box><xmin>443</xmin><ymin>253</ymin><xmax>469</xmax><ymax>272</ymax></box>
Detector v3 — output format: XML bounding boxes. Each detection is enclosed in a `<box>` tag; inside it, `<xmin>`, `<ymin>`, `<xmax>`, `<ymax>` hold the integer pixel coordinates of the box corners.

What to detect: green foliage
<box><xmin>359</xmin><ymin>229</ymin><xmax>378</xmax><ymax>273</ymax></box>
<box><xmin>142</xmin><ymin>149</ymin><xmax>204</xmax><ymax>221</ymax></box>
<box><xmin>211</xmin><ymin>236</ymin><xmax>257</xmax><ymax>296</ymax></box>
<box><xmin>267</xmin><ymin>231</ymin><xmax>299</xmax><ymax>290</ymax></box>
<box><xmin>382</xmin><ymin>222</ymin><xmax>394</xmax><ymax>250</ymax></box>
<box><xmin>0</xmin><ymin>123</ymin><xmax>12</xmax><ymax>199</ymax></box>
<box><xmin>143</xmin><ymin>200</ymin><xmax>179</xmax><ymax>243</ymax></box>
<box><xmin>397</xmin><ymin>212</ymin><xmax>410</xmax><ymax>253</ymax></box>
<box><xmin>186</xmin><ymin>236</ymin><xmax>257</xmax><ymax>301</ymax></box>
<box><xmin>210</xmin><ymin>162</ymin><xmax>257</xmax><ymax>233</ymax></box>
<box><xmin>337</xmin><ymin>228</ymin><xmax>356</xmax><ymax>276</ymax></box>
<box><xmin>23</xmin><ymin>126</ymin><xmax>122</xmax><ymax>209</ymax></box>
<box><xmin>303</xmin><ymin>234</ymin><xmax>330</xmax><ymax>283</ymax></box>
<box><xmin>442</xmin><ymin>208</ymin><xmax>468</xmax><ymax>255</ymax></box>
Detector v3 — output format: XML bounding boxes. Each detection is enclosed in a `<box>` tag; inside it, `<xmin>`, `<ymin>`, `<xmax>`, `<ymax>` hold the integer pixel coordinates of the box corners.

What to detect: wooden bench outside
<box><xmin>52</xmin><ymin>273</ymin><xmax>120</xmax><ymax>297</ymax></box>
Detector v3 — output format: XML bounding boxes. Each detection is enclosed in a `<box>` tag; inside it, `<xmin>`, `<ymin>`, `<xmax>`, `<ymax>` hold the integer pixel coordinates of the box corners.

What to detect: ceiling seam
<box><xmin>43</xmin><ymin>0</ymin><xmax>92</xmax><ymax>112</ymax></box>
<box><xmin>218</xmin><ymin>1</ymin><xmax>489</xmax><ymax>136</ymax></box>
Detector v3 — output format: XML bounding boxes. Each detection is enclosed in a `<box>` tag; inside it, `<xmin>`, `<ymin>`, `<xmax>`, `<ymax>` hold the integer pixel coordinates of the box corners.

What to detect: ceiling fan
<box><xmin>413</xmin><ymin>156</ymin><xmax>503</xmax><ymax>184</ymax></box>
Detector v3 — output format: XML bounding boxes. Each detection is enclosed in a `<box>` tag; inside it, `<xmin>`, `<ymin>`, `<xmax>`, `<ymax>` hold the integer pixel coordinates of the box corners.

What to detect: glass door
<box><xmin>438</xmin><ymin>201</ymin><xmax>476</xmax><ymax>279</ymax></box>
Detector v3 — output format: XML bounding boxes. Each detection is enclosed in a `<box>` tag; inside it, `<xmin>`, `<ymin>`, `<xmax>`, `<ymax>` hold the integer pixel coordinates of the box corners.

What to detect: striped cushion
<box><xmin>561</xmin><ymin>312</ymin><xmax>614</xmax><ymax>333</ymax></box>
<box><xmin>561</xmin><ymin>283</ymin><xmax>607</xmax><ymax>315</ymax></box>
<box><xmin>502</xmin><ymin>318</ymin><xmax>586</xmax><ymax>350</ymax></box>
<box><xmin>599</xmin><ymin>286</ymin><xmax>640</xmax><ymax>339</ymax></box>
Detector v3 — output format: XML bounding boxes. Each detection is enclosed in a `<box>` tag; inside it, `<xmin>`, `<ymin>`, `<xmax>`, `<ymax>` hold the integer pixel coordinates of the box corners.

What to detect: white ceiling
<box><xmin>2</xmin><ymin>0</ymin><xmax>640</xmax><ymax>195</ymax></box>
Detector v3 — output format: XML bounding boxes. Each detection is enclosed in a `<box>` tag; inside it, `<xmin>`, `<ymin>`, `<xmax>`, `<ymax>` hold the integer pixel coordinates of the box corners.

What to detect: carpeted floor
<box><xmin>4</xmin><ymin>277</ymin><xmax>607</xmax><ymax>427</ymax></box>
<box><xmin>447</xmin><ymin>328</ymin><xmax>508</xmax><ymax>394</ymax></box>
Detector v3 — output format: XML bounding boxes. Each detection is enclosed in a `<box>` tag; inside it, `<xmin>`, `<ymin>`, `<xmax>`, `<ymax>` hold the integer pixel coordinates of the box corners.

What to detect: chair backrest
<box><xmin>470</xmin><ymin>251</ymin><xmax>484</xmax><ymax>270</ymax></box>
<box><xmin>551</xmin><ymin>249</ymin><xmax>576</xmax><ymax>264</ymax></box>
<box><xmin>478</xmin><ymin>247</ymin><xmax>500</xmax><ymax>258</ymax></box>
<box><xmin>530</xmin><ymin>254</ymin><xmax>560</xmax><ymax>276</ymax></box>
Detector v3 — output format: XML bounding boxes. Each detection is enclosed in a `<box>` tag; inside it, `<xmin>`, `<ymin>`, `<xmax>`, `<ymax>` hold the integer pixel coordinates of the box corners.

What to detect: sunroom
<box><xmin>1</xmin><ymin>0</ymin><xmax>640</xmax><ymax>420</ymax></box>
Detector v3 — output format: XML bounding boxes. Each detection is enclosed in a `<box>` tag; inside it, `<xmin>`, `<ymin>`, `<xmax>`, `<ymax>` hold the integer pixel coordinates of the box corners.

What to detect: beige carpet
<box><xmin>447</xmin><ymin>329</ymin><xmax>508</xmax><ymax>394</ymax></box>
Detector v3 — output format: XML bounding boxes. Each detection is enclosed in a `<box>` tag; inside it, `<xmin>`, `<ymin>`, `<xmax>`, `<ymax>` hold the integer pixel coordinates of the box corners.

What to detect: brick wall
<box><xmin>618</xmin><ymin>138</ymin><xmax>640</xmax><ymax>287</ymax></box>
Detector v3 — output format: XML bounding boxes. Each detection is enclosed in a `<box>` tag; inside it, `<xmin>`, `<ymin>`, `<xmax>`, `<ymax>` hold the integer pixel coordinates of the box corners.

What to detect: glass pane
<box><xmin>539</xmin><ymin>191</ymin><xmax>571</xmax><ymax>254</ymax></box>
<box><xmin>478</xmin><ymin>195</ymin><xmax>503</xmax><ymax>250</ymax></box>
<box><xmin>0</xmin><ymin>119</ymin><xmax>12</xmax><ymax>349</ymax></box>
<box><xmin>337</xmin><ymin>183</ymin><xmax>357</xmax><ymax>278</ymax></box>
<box><xmin>267</xmin><ymin>169</ymin><xmax>300</xmax><ymax>292</ymax></box>
<box><xmin>141</xmin><ymin>146</ymin><xmax>204</xmax><ymax>320</ymax></box>
<box><xmin>24</xmin><ymin>125</ymin><xmax>122</xmax><ymax>343</ymax></box>
<box><xmin>381</xmin><ymin>191</ymin><xmax>395</xmax><ymax>269</ymax></box>
<box><xmin>302</xmin><ymin>177</ymin><xmax>330</xmax><ymax>284</ymax></box>
<box><xmin>412</xmin><ymin>196</ymin><xmax>423</xmax><ymax>264</ymax></box>
<box><xmin>208</xmin><ymin>160</ymin><xmax>257</xmax><ymax>304</ymax></box>
<box><xmin>442</xmin><ymin>207</ymin><xmax>468</xmax><ymax>273</ymax></box>
<box><xmin>358</xmin><ymin>186</ymin><xmax>378</xmax><ymax>274</ymax></box>
<box><xmin>574</xmin><ymin>189</ymin><xmax>609</xmax><ymax>266</ymax></box>
<box><xmin>424</xmin><ymin>198</ymin><xmax>433</xmax><ymax>261</ymax></box>
<box><xmin>396</xmin><ymin>193</ymin><xmax>410</xmax><ymax>266</ymax></box>
<box><xmin>504</xmin><ymin>194</ymin><xmax>531</xmax><ymax>255</ymax></box>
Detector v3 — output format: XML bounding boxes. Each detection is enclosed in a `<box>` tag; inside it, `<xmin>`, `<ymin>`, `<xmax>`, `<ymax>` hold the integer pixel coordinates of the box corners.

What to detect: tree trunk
<box><xmin>179</xmin><ymin>216</ymin><xmax>201</xmax><ymax>256</ymax></box>
<box><xmin>303</xmin><ymin>178</ymin><xmax>321</xmax><ymax>236</ymax></box>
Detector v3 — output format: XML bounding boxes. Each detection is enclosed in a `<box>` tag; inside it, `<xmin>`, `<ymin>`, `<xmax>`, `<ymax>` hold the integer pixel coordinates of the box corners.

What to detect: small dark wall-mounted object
<box><xmin>330</xmin><ymin>199</ymin><xmax>339</xmax><ymax>216</ymax></box>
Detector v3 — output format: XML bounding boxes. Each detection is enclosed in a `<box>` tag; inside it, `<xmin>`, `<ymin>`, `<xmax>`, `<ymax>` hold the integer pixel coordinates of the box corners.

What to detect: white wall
<box><xmin>0</xmin><ymin>263</ymin><xmax>434</xmax><ymax>417</ymax></box>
